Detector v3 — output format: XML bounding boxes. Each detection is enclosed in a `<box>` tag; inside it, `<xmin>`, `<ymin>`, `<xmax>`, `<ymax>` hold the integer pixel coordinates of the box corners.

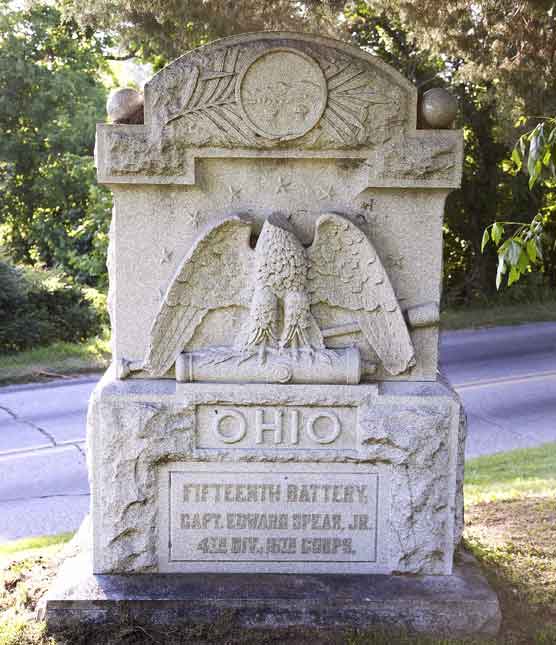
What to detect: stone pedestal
<box><xmin>87</xmin><ymin>370</ymin><xmax>465</xmax><ymax>577</ymax></box>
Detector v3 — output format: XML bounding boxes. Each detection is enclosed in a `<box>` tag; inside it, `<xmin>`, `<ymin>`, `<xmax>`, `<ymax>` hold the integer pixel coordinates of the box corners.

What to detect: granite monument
<box><xmin>42</xmin><ymin>32</ymin><xmax>500</xmax><ymax>636</ymax></box>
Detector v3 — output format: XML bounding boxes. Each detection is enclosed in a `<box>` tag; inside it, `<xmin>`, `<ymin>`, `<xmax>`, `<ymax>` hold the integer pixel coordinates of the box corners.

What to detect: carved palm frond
<box><xmin>164</xmin><ymin>47</ymin><xmax>258</xmax><ymax>145</ymax></box>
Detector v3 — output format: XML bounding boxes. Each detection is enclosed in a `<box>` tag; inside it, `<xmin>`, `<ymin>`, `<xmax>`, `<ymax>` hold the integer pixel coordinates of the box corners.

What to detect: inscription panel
<box><xmin>158</xmin><ymin>463</ymin><xmax>391</xmax><ymax>574</ymax></box>
<box><xmin>196</xmin><ymin>404</ymin><xmax>357</xmax><ymax>451</ymax></box>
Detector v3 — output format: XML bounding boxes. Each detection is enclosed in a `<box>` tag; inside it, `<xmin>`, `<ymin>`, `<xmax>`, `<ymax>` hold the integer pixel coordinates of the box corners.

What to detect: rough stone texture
<box><xmin>41</xmin><ymin>524</ymin><xmax>501</xmax><ymax>637</ymax></box>
<box><xmin>95</xmin><ymin>32</ymin><xmax>463</xmax><ymax>381</ymax></box>
<box><xmin>88</xmin><ymin>369</ymin><xmax>465</xmax><ymax>576</ymax></box>
<box><xmin>106</xmin><ymin>88</ymin><xmax>144</xmax><ymax>124</ymax></box>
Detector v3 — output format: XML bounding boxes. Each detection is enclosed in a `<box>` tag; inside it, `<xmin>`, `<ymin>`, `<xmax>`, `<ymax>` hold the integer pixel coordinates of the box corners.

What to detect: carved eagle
<box><xmin>143</xmin><ymin>213</ymin><xmax>415</xmax><ymax>377</ymax></box>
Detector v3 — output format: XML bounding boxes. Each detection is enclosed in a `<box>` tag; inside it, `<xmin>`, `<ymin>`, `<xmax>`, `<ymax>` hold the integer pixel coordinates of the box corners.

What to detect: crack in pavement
<box><xmin>0</xmin><ymin>440</ymin><xmax>86</xmax><ymax>459</ymax></box>
<box><xmin>73</xmin><ymin>442</ymin><xmax>86</xmax><ymax>458</ymax></box>
<box><xmin>0</xmin><ymin>492</ymin><xmax>90</xmax><ymax>504</ymax></box>
<box><xmin>0</xmin><ymin>404</ymin><xmax>57</xmax><ymax>447</ymax></box>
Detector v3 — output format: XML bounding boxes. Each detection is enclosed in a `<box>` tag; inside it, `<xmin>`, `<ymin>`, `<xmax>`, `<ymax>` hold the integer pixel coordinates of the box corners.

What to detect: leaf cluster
<box><xmin>482</xmin><ymin>216</ymin><xmax>545</xmax><ymax>288</ymax></box>
<box><xmin>0</xmin><ymin>262</ymin><xmax>105</xmax><ymax>354</ymax></box>
<box><xmin>512</xmin><ymin>118</ymin><xmax>556</xmax><ymax>190</ymax></box>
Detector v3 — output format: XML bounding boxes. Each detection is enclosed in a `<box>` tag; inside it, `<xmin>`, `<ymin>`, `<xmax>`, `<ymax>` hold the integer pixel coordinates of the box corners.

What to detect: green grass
<box><xmin>0</xmin><ymin>335</ymin><xmax>110</xmax><ymax>384</ymax></box>
<box><xmin>0</xmin><ymin>534</ymin><xmax>73</xmax><ymax>559</ymax></box>
<box><xmin>441</xmin><ymin>299</ymin><xmax>556</xmax><ymax>330</ymax></box>
<box><xmin>463</xmin><ymin>443</ymin><xmax>556</xmax><ymax>643</ymax></box>
<box><xmin>464</xmin><ymin>442</ymin><xmax>556</xmax><ymax>504</ymax></box>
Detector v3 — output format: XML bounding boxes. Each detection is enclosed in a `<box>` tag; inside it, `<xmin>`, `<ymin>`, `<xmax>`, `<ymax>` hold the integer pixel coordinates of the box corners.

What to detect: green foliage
<box><xmin>512</xmin><ymin>118</ymin><xmax>556</xmax><ymax>190</ymax></box>
<box><xmin>0</xmin><ymin>262</ymin><xmax>106</xmax><ymax>354</ymax></box>
<box><xmin>61</xmin><ymin>0</ymin><xmax>345</xmax><ymax>66</ymax></box>
<box><xmin>345</xmin><ymin>1</ymin><xmax>444</xmax><ymax>86</ymax></box>
<box><xmin>482</xmin><ymin>117</ymin><xmax>556</xmax><ymax>289</ymax></box>
<box><xmin>0</xmin><ymin>4</ymin><xmax>112</xmax><ymax>286</ymax></box>
<box><xmin>362</xmin><ymin>1</ymin><xmax>556</xmax><ymax>145</ymax></box>
<box><xmin>482</xmin><ymin>216</ymin><xmax>544</xmax><ymax>288</ymax></box>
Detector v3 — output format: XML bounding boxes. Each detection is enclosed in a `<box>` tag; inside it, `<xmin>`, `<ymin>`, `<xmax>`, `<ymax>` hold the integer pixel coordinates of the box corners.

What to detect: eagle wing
<box><xmin>143</xmin><ymin>216</ymin><xmax>255</xmax><ymax>376</ymax></box>
<box><xmin>306</xmin><ymin>213</ymin><xmax>415</xmax><ymax>375</ymax></box>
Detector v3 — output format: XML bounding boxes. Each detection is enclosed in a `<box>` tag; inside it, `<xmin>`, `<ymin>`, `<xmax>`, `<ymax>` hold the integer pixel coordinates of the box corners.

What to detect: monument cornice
<box><xmin>95</xmin><ymin>32</ymin><xmax>462</xmax><ymax>189</ymax></box>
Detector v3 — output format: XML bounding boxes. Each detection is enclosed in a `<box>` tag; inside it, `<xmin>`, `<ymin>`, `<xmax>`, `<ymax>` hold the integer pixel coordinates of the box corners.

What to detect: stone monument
<box><xmin>43</xmin><ymin>32</ymin><xmax>500</xmax><ymax>635</ymax></box>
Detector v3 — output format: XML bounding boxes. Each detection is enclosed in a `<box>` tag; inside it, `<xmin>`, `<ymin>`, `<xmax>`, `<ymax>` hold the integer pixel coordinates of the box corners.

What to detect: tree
<box><xmin>351</xmin><ymin>0</ymin><xmax>556</xmax><ymax>294</ymax></box>
<box><xmin>361</xmin><ymin>0</ymin><xmax>556</xmax><ymax>142</ymax></box>
<box><xmin>60</xmin><ymin>0</ymin><xmax>346</xmax><ymax>67</ymax></box>
<box><xmin>345</xmin><ymin>3</ymin><xmax>537</xmax><ymax>302</ymax></box>
<box><xmin>0</xmin><ymin>3</ymin><xmax>112</xmax><ymax>286</ymax></box>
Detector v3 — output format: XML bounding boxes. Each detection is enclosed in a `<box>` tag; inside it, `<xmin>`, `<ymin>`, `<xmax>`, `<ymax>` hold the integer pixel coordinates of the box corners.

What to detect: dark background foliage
<box><xmin>0</xmin><ymin>262</ymin><xmax>105</xmax><ymax>353</ymax></box>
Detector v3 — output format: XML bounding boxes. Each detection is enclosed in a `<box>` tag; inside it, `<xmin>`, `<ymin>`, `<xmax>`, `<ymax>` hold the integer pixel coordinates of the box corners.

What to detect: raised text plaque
<box><xmin>158</xmin><ymin>462</ymin><xmax>390</xmax><ymax>573</ymax></box>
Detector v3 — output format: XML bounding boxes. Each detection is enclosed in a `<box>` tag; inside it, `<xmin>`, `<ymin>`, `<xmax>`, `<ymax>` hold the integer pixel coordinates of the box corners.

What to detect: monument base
<box><xmin>40</xmin><ymin>521</ymin><xmax>501</xmax><ymax>637</ymax></box>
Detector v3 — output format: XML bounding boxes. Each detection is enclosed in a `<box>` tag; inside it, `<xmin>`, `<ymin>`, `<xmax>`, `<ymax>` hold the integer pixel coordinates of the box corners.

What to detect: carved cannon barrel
<box><xmin>175</xmin><ymin>347</ymin><xmax>362</xmax><ymax>385</ymax></box>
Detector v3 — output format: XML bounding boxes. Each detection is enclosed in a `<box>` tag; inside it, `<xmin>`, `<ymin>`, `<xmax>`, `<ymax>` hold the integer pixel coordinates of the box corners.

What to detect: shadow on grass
<box><xmin>465</xmin><ymin>496</ymin><xmax>556</xmax><ymax>645</ymax></box>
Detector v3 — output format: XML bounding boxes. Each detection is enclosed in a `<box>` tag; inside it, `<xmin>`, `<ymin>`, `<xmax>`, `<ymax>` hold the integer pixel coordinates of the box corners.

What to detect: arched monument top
<box><xmin>96</xmin><ymin>31</ymin><xmax>462</xmax><ymax>188</ymax></box>
<box><xmin>144</xmin><ymin>31</ymin><xmax>418</xmax><ymax>138</ymax></box>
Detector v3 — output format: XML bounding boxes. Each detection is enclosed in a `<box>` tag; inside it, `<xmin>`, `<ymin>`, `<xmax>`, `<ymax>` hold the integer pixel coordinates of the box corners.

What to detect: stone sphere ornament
<box><xmin>106</xmin><ymin>88</ymin><xmax>144</xmax><ymax>123</ymax></box>
<box><xmin>421</xmin><ymin>88</ymin><xmax>458</xmax><ymax>129</ymax></box>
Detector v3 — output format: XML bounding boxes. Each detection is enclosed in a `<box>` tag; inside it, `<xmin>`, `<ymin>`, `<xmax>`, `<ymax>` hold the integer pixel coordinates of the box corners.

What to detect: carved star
<box><xmin>159</xmin><ymin>247</ymin><xmax>173</xmax><ymax>265</ymax></box>
<box><xmin>361</xmin><ymin>199</ymin><xmax>375</xmax><ymax>213</ymax></box>
<box><xmin>229</xmin><ymin>185</ymin><xmax>242</xmax><ymax>202</ymax></box>
<box><xmin>187</xmin><ymin>209</ymin><xmax>201</xmax><ymax>228</ymax></box>
<box><xmin>386</xmin><ymin>253</ymin><xmax>404</xmax><ymax>269</ymax></box>
<box><xmin>318</xmin><ymin>185</ymin><xmax>337</xmax><ymax>201</ymax></box>
<box><xmin>276</xmin><ymin>176</ymin><xmax>292</xmax><ymax>194</ymax></box>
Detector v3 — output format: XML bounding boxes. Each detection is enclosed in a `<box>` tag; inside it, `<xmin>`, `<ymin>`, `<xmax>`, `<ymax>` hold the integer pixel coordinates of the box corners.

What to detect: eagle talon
<box><xmin>257</xmin><ymin>342</ymin><xmax>268</xmax><ymax>365</ymax></box>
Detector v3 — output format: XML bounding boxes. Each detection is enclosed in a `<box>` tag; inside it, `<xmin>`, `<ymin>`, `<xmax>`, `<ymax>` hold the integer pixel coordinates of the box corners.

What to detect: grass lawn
<box><xmin>1</xmin><ymin>444</ymin><xmax>555</xmax><ymax>644</ymax></box>
<box><xmin>440</xmin><ymin>299</ymin><xmax>556</xmax><ymax>330</ymax></box>
<box><xmin>0</xmin><ymin>335</ymin><xmax>110</xmax><ymax>385</ymax></box>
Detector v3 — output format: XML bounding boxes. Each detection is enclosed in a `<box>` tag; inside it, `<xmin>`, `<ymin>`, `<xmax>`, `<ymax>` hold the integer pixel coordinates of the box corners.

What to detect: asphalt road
<box><xmin>1</xmin><ymin>322</ymin><xmax>555</xmax><ymax>542</ymax></box>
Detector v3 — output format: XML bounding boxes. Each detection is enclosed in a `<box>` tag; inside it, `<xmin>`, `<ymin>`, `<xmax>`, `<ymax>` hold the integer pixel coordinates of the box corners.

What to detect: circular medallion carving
<box><xmin>237</xmin><ymin>48</ymin><xmax>327</xmax><ymax>140</ymax></box>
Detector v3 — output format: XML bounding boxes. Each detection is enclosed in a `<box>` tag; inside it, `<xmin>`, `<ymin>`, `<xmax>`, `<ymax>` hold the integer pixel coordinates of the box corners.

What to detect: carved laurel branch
<box><xmin>164</xmin><ymin>47</ymin><xmax>258</xmax><ymax>146</ymax></box>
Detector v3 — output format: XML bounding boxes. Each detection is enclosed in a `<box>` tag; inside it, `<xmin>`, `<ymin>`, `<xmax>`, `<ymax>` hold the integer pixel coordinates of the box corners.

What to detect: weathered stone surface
<box><xmin>41</xmin><ymin>524</ymin><xmax>501</xmax><ymax>637</ymax></box>
<box><xmin>106</xmin><ymin>88</ymin><xmax>144</xmax><ymax>124</ymax></box>
<box><xmin>421</xmin><ymin>88</ymin><xmax>458</xmax><ymax>129</ymax></box>
<box><xmin>88</xmin><ymin>370</ymin><xmax>465</xmax><ymax>575</ymax></box>
<box><xmin>141</xmin><ymin>212</ymin><xmax>415</xmax><ymax>382</ymax></box>
<box><xmin>102</xmin><ymin>180</ymin><xmax>449</xmax><ymax>380</ymax></box>
<box><xmin>96</xmin><ymin>35</ymin><xmax>462</xmax><ymax>182</ymax></box>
